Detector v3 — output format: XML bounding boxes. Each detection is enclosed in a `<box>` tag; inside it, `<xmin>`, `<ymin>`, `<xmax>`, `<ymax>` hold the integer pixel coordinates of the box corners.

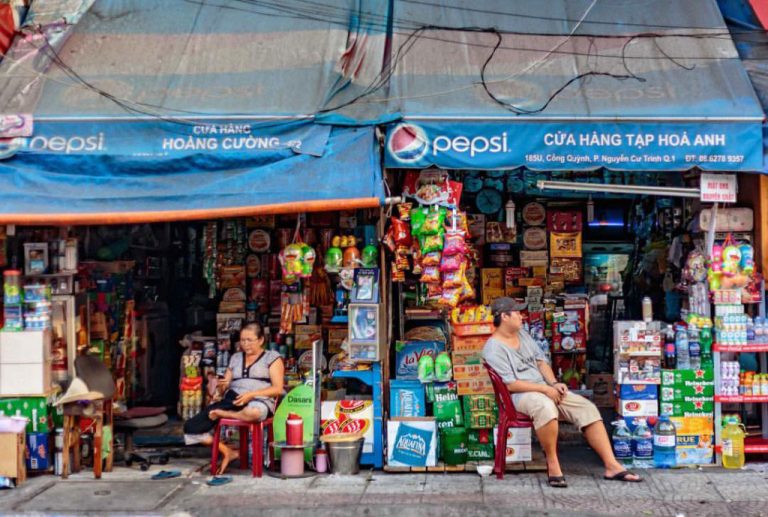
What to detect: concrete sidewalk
<box><xmin>1</xmin><ymin>446</ymin><xmax>767</xmax><ymax>516</ymax></box>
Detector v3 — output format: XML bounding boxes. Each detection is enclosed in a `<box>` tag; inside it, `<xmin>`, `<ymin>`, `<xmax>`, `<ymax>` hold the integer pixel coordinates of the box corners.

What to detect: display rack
<box><xmin>713</xmin><ymin>340</ymin><xmax>768</xmax><ymax>462</ymax></box>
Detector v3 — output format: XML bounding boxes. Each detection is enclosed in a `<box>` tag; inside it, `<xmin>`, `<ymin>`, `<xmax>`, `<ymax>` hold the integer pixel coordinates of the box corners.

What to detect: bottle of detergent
<box><xmin>722</xmin><ymin>416</ymin><xmax>746</xmax><ymax>469</ymax></box>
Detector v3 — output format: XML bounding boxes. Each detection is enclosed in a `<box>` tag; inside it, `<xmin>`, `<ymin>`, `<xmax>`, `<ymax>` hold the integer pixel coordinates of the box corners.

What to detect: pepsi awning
<box><xmin>0</xmin><ymin>0</ymin><xmax>389</xmax><ymax>223</ymax></box>
<box><xmin>0</xmin><ymin>123</ymin><xmax>383</xmax><ymax>225</ymax></box>
<box><xmin>384</xmin><ymin>0</ymin><xmax>765</xmax><ymax>172</ymax></box>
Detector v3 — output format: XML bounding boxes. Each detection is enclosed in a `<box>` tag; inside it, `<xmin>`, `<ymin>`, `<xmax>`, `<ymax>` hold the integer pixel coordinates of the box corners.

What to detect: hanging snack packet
<box><xmin>398</xmin><ymin>202</ymin><xmax>413</xmax><ymax>221</ymax></box>
<box><xmin>420</xmin><ymin>233</ymin><xmax>444</xmax><ymax>254</ymax></box>
<box><xmin>420</xmin><ymin>266</ymin><xmax>441</xmax><ymax>284</ymax></box>
<box><xmin>438</xmin><ymin>287</ymin><xmax>462</xmax><ymax>308</ymax></box>
<box><xmin>440</xmin><ymin>253</ymin><xmax>464</xmax><ymax>272</ymax></box>
<box><xmin>443</xmin><ymin>233</ymin><xmax>468</xmax><ymax>256</ymax></box>
<box><xmin>442</xmin><ymin>263</ymin><xmax>466</xmax><ymax>289</ymax></box>
<box><xmin>410</xmin><ymin>207</ymin><xmax>427</xmax><ymax>236</ymax></box>
<box><xmin>459</xmin><ymin>275</ymin><xmax>476</xmax><ymax>302</ymax></box>
<box><xmin>382</xmin><ymin>226</ymin><xmax>396</xmax><ymax>253</ymax></box>
<box><xmin>395</xmin><ymin>247</ymin><xmax>410</xmax><ymax>271</ymax></box>
<box><xmin>391</xmin><ymin>217</ymin><xmax>412</xmax><ymax>246</ymax></box>
<box><xmin>391</xmin><ymin>263</ymin><xmax>405</xmax><ymax>282</ymax></box>
<box><xmin>423</xmin><ymin>251</ymin><xmax>442</xmax><ymax>267</ymax></box>
<box><xmin>445</xmin><ymin>209</ymin><xmax>469</xmax><ymax>235</ymax></box>
<box><xmin>422</xmin><ymin>207</ymin><xmax>447</xmax><ymax>235</ymax></box>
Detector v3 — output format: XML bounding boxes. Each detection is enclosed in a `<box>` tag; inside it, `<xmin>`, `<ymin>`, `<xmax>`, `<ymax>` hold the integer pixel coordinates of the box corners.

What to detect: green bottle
<box><xmin>435</xmin><ymin>352</ymin><xmax>453</xmax><ymax>382</ymax></box>
<box><xmin>417</xmin><ymin>354</ymin><xmax>435</xmax><ymax>383</ymax></box>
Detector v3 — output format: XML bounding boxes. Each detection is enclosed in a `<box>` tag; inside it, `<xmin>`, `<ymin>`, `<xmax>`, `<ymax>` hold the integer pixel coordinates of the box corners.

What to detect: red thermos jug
<box><xmin>286</xmin><ymin>413</ymin><xmax>303</xmax><ymax>446</ymax></box>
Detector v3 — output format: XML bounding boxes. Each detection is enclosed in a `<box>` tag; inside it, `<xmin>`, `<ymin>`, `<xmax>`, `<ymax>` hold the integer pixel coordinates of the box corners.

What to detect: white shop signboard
<box><xmin>700</xmin><ymin>174</ymin><xmax>737</xmax><ymax>204</ymax></box>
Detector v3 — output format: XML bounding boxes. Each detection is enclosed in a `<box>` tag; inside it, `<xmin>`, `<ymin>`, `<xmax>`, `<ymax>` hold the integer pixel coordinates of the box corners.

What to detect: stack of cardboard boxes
<box><xmin>614</xmin><ymin>321</ymin><xmax>662</xmax><ymax>430</ymax></box>
<box><xmin>661</xmin><ymin>369</ymin><xmax>715</xmax><ymax>465</ymax></box>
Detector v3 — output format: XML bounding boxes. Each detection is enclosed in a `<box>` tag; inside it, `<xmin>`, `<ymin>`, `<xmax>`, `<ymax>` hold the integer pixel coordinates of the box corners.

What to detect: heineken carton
<box><xmin>661</xmin><ymin>368</ymin><xmax>714</xmax><ymax>385</ymax></box>
<box><xmin>0</xmin><ymin>397</ymin><xmax>52</xmax><ymax>433</ymax></box>
<box><xmin>660</xmin><ymin>399</ymin><xmax>714</xmax><ymax>417</ymax></box>
<box><xmin>466</xmin><ymin>429</ymin><xmax>494</xmax><ymax>460</ymax></box>
<box><xmin>660</xmin><ymin>383</ymin><xmax>715</xmax><ymax>401</ymax></box>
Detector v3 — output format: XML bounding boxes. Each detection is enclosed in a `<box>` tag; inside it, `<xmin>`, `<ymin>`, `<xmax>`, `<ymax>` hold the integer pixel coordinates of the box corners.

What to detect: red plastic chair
<box><xmin>484</xmin><ymin>360</ymin><xmax>533</xmax><ymax>480</ymax></box>
<box><xmin>211</xmin><ymin>417</ymin><xmax>274</xmax><ymax>477</ymax></box>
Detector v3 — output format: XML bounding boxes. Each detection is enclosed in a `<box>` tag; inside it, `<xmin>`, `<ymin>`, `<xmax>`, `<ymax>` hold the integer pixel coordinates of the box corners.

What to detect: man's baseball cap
<box><xmin>490</xmin><ymin>297</ymin><xmax>518</xmax><ymax>317</ymax></box>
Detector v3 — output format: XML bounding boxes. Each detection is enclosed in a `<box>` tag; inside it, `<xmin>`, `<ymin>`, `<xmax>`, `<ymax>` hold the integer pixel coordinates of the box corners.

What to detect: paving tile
<box><xmin>663</xmin><ymin>500</ymin><xmax>734</xmax><ymax>516</ymax></box>
<box><xmin>359</xmin><ymin>493</ymin><xmax>423</xmax><ymax>505</ymax></box>
<box><xmin>19</xmin><ymin>481</ymin><xmax>184</xmax><ymax>512</ymax></box>
<box><xmin>308</xmin><ymin>474</ymin><xmax>369</xmax><ymax>493</ymax></box>
<box><xmin>482</xmin><ymin>475</ymin><xmax>541</xmax><ymax>494</ymax></box>
<box><xmin>483</xmin><ymin>494</ymin><xmax>549</xmax><ymax>509</ymax></box>
<box><xmin>727</xmin><ymin>501</ymin><xmax>768</xmax><ymax>516</ymax></box>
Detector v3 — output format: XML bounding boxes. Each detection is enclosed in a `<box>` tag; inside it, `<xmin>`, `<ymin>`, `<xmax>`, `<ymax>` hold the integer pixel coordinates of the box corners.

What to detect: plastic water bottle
<box><xmin>699</xmin><ymin>325</ymin><xmax>713</xmax><ymax>370</ymax></box>
<box><xmin>675</xmin><ymin>326</ymin><xmax>690</xmax><ymax>370</ymax></box>
<box><xmin>688</xmin><ymin>327</ymin><xmax>701</xmax><ymax>371</ymax></box>
<box><xmin>653</xmin><ymin>415</ymin><xmax>677</xmax><ymax>468</ymax></box>
<box><xmin>632</xmin><ymin>419</ymin><xmax>654</xmax><ymax>469</ymax></box>
<box><xmin>611</xmin><ymin>420</ymin><xmax>634</xmax><ymax>468</ymax></box>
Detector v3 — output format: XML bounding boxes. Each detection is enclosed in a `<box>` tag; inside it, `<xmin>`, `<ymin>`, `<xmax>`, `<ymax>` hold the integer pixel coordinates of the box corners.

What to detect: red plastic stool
<box><xmin>484</xmin><ymin>361</ymin><xmax>534</xmax><ymax>480</ymax></box>
<box><xmin>211</xmin><ymin>417</ymin><xmax>274</xmax><ymax>477</ymax></box>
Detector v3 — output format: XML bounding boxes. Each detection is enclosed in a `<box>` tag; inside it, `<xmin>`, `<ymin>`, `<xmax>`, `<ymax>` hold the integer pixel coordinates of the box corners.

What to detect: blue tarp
<box><xmin>384</xmin><ymin>0</ymin><xmax>765</xmax><ymax>171</ymax></box>
<box><xmin>0</xmin><ymin>123</ymin><xmax>384</xmax><ymax>224</ymax></box>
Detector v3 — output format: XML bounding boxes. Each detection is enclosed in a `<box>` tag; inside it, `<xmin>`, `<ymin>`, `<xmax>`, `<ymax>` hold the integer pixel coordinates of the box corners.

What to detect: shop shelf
<box><xmin>715</xmin><ymin>395</ymin><xmax>768</xmax><ymax>403</ymax></box>
<box><xmin>404</xmin><ymin>309</ymin><xmax>442</xmax><ymax>321</ymax></box>
<box><xmin>614</xmin><ymin>350</ymin><xmax>662</xmax><ymax>357</ymax></box>
<box><xmin>713</xmin><ymin>343</ymin><xmax>768</xmax><ymax>353</ymax></box>
<box><xmin>715</xmin><ymin>437</ymin><xmax>768</xmax><ymax>455</ymax></box>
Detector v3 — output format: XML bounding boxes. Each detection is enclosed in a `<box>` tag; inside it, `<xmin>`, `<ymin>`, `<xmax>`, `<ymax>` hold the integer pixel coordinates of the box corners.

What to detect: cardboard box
<box><xmin>463</xmin><ymin>395</ymin><xmax>497</xmax><ymax>413</ymax></box>
<box><xmin>387</xmin><ymin>418</ymin><xmax>438</xmax><ymax>467</ymax></box>
<box><xmin>671</xmin><ymin>416</ymin><xmax>714</xmax><ymax>466</ymax></box>
<box><xmin>481</xmin><ymin>287</ymin><xmax>505</xmax><ymax>306</ymax></box>
<box><xmin>0</xmin><ymin>362</ymin><xmax>52</xmax><ymax>396</ymax></box>
<box><xmin>451</xmin><ymin>335</ymin><xmax>487</xmax><ymax>353</ymax></box>
<box><xmin>453</xmin><ymin>364</ymin><xmax>488</xmax><ymax>380</ymax></box>
<box><xmin>0</xmin><ymin>330</ymin><xmax>51</xmax><ymax>364</ymax></box>
<box><xmin>451</xmin><ymin>351</ymin><xmax>483</xmax><ymax>366</ymax></box>
<box><xmin>661</xmin><ymin>369</ymin><xmax>714</xmax><ymax>385</ymax></box>
<box><xmin>0</xmin><ymin>432</ymin><xmax>25</xmax><ymax>481</ymax></box>
<box><xmin>660</xmin><ymin>400</ymin><xmax>713</xmax><ymax>417</ymax></box>
<box><xmin>25</xmin><ymin>432</ymin><xmax>50</xmax><ymax>471</ymax></box>
<box><xmin>616</xmin><ymin>399</ymin><xmax>658</xmax><ymax>417</ymax></box>
<box><xmin>456</xmin><ymin>377</ymin><xmax>494</xmax><ymax>396</ymax></box>
<box><xmin>661</xmin><ymin>384</ymin><xmax>715</xmax><ymax>401</ymax></box>
<box><xmin>464</xmin><ymin>411</ymin><xmax>497</xmax><ymax>429</ymax></box>
<box><xmin>617</xmin><ymin>384</ymin><xmax>658</xmax><ymax>401</ymax></box>
<box><xmin>480</xmin><ymin>268</ymin><xmax>503</xmax><ymax>289</ymax></box>
<box><xmin>586</xmin><ymin>374</ymin><xmax>614</xmax><ymax>408</ymax></box>
<box><xmin>390</xmin><ymin>380</ymin><xmax>426</xmax><ymax>418</ymax></box>
<box><xmin>492</xmin><ymin>427</ymin><xmax>532</xmax><ymax>462</ymax></box>
<box><xmin>294</xmin><ymin>325</ymin><xmax>322</xmax><ymax>350</ymax></box>
<box><xmin>326</xmin><ymin>326</ymin><xmax>347</xmax><ymax>354</ymax></box>
<box><xmin>467</xmin><ymin>429</ymin><xmax>494</xmax><ymax>460</ymax></box>
<box><xmin>0</xmin><ymin>397</ymin><xmax>52</xmax><ymax>433</ymax></box>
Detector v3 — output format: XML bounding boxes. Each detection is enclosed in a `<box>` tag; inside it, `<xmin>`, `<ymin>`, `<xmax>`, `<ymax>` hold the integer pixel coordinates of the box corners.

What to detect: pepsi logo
<box><xmin>388</xmin><ymin>123</ymin><xmax>428</xmax><ymax>164</ymax></box>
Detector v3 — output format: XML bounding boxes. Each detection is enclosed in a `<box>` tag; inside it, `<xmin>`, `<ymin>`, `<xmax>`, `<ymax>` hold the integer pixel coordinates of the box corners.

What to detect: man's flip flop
<box><xmin>151</xmin><ymin>470</ymin><xmax>181</xmax><ymax>480</ymax></box>
<box><xmin>604</xmin><ymin>470</ymin><xmax>642</xmax><ymax>483</ymax></box>
<box><xmin>547</xmin><ymin>475</ymin><xmax>568</xmax><ymax>488</ymax></box>
<box><xmin>207</xmin><ymin>475</ymin><xmax>233</xmax><ymax>487</ymax></box>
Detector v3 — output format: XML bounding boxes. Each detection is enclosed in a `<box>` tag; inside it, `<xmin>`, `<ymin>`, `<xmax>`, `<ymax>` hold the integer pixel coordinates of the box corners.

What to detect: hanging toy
<box><xmin>710</xmin><ymin>243</ymin><xmax>723</xmax><ymax>273</ymax></box>
<box><xmin>721</xmin><ymin>244</ymin><xmax>742</xmax><ymax>278</ymax></box>
<box><xmin>325</xmin><ymin>247</ymin><xmax>343</xmax><ymax>273</ymax></box>
<box><xmin>279</xmin><ymin>243</ymin><xmax>304</xmax><ymax>284</ymax></box>
<box><xmin>707</xmin><ymin>268</ymin><xmax>722</xmax><ymax>291</ymax></box>
<box><xmin>361</xmin><ymin>243</ymin><xmax>379</xmax><ymax>268</ymax></box>
<box><xmin>343</xmin><ymin>244</ymin><xmax>361</xmax><ymax>268</ymax></box>
<box><xmin>299</xmin><ymin>243</ymin><xmax>316</xmax><ymax>278</ymax></box>
<box><xmin>683</xmin><ymin>251</ymin><xmax>707</xmax><ymax>284</ymax></box>
<box><xmin>739</xmin><ymin>243</ymin><xmax>755</xmax><ymax>276</ymax></box>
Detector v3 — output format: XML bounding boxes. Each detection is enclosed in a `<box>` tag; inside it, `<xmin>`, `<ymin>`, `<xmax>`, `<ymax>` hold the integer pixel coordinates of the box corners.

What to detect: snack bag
<box><xmin>420</xmin><ymin>234</ymin><xmax>445</xmax><ymax>254</ymax></box>
<box><xmin>397</xmin><ymin>202</ymin><xmax>413</xmax><ymax>221</ymax></box>
<box><xmin>422</xmin><ymin>251</ymin><xmax>442</xmax><ymax>267</ymax></box>
<box><xmin>392</xmin><ymin>217</ymin><xmax>412</xmax><ymax>246</ymax></box>
<box><xmin>421</xmin><ymin>266</ymin><xmax>441</xmax><ymax>284</ymax></box>
<box><xmin>443</xmin><ymin>233</ymin><xmax>468</xmax><ymax>256</ymax></box>
<box><xmin>440</xmin><ymin>253</ymin><xmax>464</xmax><ymax>273</ymax></box>
<box><xmin>438</xmin><ymin>287</ymin><xmax>462</xmax><ymax>308</ymax></box>
<box><xmin>410</xmin><ymin>207</ymin><xmax>427</xmax><ymax>236</ymax></box>
<box><xmin>422</xmin><ymin>207</ymin><xmax>447</xmax><ymax>235</ymax></box>
<box><xmin>442</xmin><ymin>262</ymin><xmax>467</xmax><ymax>289</ymax></box>
<box><xmin>459</xmin><ymin>276</ymin><xmax>476</xmax><ymax>302</ymax></box>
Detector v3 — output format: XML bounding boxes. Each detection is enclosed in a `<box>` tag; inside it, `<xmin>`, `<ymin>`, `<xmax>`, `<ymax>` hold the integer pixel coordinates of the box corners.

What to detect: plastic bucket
<box><xmin>326</xmin><ymin>437</ymin><xmax>364</xmax><ymax>475</ymax></box>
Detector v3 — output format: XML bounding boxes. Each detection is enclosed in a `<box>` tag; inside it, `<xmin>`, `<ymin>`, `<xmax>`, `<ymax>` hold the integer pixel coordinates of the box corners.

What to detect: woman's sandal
<box><xmin>206</xmin><ymin>475</ymin><xmax>233</xmax><ymax>487</ymax></box>
<box><xmin>604</xmin><ymin>470</ymin><xmax>642</xmax><ymax>483</ymax></box>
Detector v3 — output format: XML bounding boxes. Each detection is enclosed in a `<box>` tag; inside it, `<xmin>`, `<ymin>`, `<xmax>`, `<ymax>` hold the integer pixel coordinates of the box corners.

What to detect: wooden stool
<box><xmin>61</xmin><ymin>401</ymin><xmax>106</xmax><ymax>479</ymax></box>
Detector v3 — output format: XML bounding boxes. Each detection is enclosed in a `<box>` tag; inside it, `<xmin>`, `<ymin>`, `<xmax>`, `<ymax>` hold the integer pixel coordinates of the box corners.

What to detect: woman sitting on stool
<box><xmin>183</xmin><ymin>322</ymin><xmax>284</xmax><ymax>474</ymax></box>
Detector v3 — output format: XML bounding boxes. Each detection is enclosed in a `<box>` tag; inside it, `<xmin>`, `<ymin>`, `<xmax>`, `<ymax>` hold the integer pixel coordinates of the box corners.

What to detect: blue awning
<box><xmin>0</xmin><ymin>123</ymin><xmax>384</xmax><ymax>224</ymax></box>
<box><xmin>384</xmin><ymin>0</ymin><xmax>765</xmax><ymax>171</ymax></box>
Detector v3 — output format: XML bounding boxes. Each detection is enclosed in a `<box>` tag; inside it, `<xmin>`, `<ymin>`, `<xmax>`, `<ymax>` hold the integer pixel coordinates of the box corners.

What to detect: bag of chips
<box><xmin>397</xmin><ymin>202</ymin><xmax>413</xmax><ymax>221</ymax></box>
<box><xmin>410</xmin><ymin>207</ymin><xmax>427</xmax><ymax>236</ymax></box>
<box><xmin>440</xmin><ymin>253</ymin><xmax>464</xmax><ymax>272</ymax></box>
<box><xmin>420</xmin><ymin>266</ymin><xmax>441</xmax><ymax>284</ymax></box>
<box><xmin>391</xmin><ymin>217</ymin><xmax>412</xmax><ymax>246</ymax></box>
<box><xmin>422</xmin><ymin>207</ymin><xmax>447</xmax><ymax>235</ymax></box>
<box><xmin>420</xmin><ymin>233</ymin><xmax>444</xmax><ymax>254</ymax></box>
<box><xmin>442</xmin><ymin>262</ymin><xmax>466</xmax><ymax>289</ymax></box>
<box><xmin>422</xmin><ymin>251</ymin><xmax>442</xmax><ymax>267</ymax></box>
<box><xmin>443</xmin><ymin>233</ymin><xmax>468</xmax><ymax>256</ymax></box>
<box><xmin>438</xmin><ymin>287</ymin><xmax>462</xmax><ymax>308</ymax></box>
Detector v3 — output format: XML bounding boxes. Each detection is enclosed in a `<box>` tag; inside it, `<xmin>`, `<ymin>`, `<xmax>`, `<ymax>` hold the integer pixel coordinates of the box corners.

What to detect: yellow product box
<box><xmin>481</xmin><ymin>287</ymin><xmax>505</xmax><ymax>306</ymax></box>
<box><xmin>326</xmin><ymin>326</ymin><xmax>348</xmax><ymax>354</ymax></box>
<box><xmin>453</xmin><ymin>364</ymin><xmax>489</xmax><ymax>380</ymax></box>
<box><xmin>481</xmin><ymin>268</ymin><xmax>504</xmax><ymax>289</ymax></box>
<box><xmin>456</xmin><ymin>377</ymin><xmax>494</xmax><ymax>396</ymax></box>
<box><xmin>669</xmin><ymin>416</ymin><xmax>713</xmax><ymax>435</ymax></box>
<box><xmin>532</xmin><ymin>266</ymin><xmax>548</xmax><ymax>278</ymax></box>
<box><xmin>294</xmin><ymin>324</ymin><xmax>322</xmax><ymax>350</ymax></box>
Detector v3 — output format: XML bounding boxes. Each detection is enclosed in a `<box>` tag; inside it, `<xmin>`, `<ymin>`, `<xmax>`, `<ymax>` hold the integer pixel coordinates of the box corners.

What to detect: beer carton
<box><xmin>660</xmin><ymin>399</ymin><xmax>714</xmax><ymax>417</ymax></box>
<box><xmin>660</xmin><ymin>384</ymin><xmax>715</xmax><ymax>401</ymax></box>
<box><xmin>661</xmin><ymin>368</ymin><xmax>714</xmax><ymax>385</ymax></box>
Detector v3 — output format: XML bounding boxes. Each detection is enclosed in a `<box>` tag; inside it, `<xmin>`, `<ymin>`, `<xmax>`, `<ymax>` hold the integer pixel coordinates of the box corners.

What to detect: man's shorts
<box><xmin>515</xmin><ymin>391</ymin><xmax>602</xmax><ymax>431</ymax></box>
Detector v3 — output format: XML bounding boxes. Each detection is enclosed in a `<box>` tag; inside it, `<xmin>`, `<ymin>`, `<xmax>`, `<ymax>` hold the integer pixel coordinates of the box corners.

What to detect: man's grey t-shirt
<box><xmin>482</xmin><ymin>331</ymin><xmax>548</xmax><ymax>405</ymax></box>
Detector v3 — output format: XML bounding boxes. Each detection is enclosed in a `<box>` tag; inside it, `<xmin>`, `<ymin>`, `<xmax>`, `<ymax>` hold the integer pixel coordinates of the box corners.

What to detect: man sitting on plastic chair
<box><xmin>482</xmin><ymin>298</ymin><xmax>641</xmax><ymax>488</ymax></box>
<box><xmin>183</xmin><ymin>323</ymin><xmax>284</xmax><ymax>474</ymax></box>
